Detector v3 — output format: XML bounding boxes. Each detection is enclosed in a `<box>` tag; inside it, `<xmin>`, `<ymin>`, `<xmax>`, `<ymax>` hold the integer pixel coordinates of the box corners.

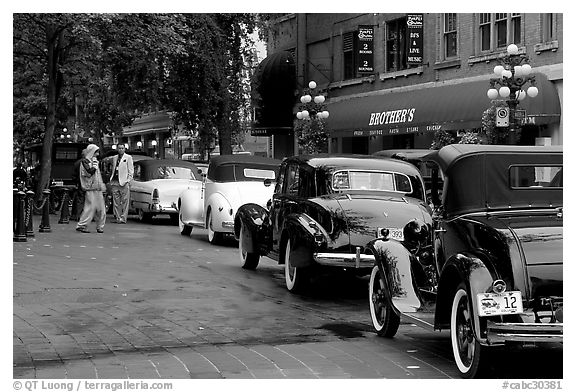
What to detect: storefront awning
<box><xmin>123</xmin><ymin>111</ymin><xmax>171</xmax><ymax>136</ymax></box>
<box><xmin>326</xmin><ymin>73</ymin><xmax>560</xmax><ymax>137</ymax></box>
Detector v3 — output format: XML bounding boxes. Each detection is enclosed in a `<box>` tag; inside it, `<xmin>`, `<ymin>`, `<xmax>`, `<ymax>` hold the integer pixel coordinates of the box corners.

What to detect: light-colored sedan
<box><xmin>177</xmin><ymin>155</ymin><xmax>280</xmax><ymax>243</ymax></box>
<box><xmin>129</xmin><ymin>159</ymin><xmax>202</xmax><ymax>223</ymax></box>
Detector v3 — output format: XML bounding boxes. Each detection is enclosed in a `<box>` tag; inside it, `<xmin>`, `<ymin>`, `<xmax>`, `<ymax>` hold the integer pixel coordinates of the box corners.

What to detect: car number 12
<box><xmin>477</xmin><ymin>291</ymin><xmax>523</xmax><ymax>317</ymax></box>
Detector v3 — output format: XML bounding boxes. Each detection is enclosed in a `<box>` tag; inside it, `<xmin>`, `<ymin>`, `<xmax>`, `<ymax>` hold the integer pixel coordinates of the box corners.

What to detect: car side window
<box><xmin>285</xmin><ymin>164</ymin><xmax>300</xmax><ymax>196</ymax></box>
<box><xmin>298</xmin><ymin>166</ymin><xmax>315</xmax><ymax>198</ymax></box>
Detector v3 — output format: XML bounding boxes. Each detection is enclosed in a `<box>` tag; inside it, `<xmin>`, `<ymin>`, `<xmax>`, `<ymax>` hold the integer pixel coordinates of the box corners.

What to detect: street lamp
<box><xmin>151</xmin><ymin>139</ymin><xmax>158</xmax><ymax>158</ymax></box>
<box><xmin>487</xmin><ymin>43</ymin><xmax>538</xmax><ymax>136</ymax></box>
<box><xmin>296</xmin><ymin>81</ymin><xmax>330</xmax><ymax>120</ymax></box>
<box><xmin>136</xmin><ymin>141</ymin><xmax>143</xmax><ymax>150</ymax></box>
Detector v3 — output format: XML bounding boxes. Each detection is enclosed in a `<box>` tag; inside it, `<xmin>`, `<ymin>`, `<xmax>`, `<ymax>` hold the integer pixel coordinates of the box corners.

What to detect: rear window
<box><xmin>509</xmin><ymin>166</ymin><xmax>562</xmax><ymax>188</ymax></box>
<box><xmin>211</xmin><ymin>164</ymin><xmax>277</xmax><ymax>182</ymax></box>
<box><xmin>149</xmin><ymin>166</ymin><xmax>197</xmax><ymax>180</ymax></box>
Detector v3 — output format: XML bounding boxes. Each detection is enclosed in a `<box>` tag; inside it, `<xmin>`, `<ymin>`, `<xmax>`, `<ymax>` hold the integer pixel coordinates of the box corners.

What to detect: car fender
<box><xmin>365</xmin><ymin>238</ymin><xmax>421</xmax><ymax>316</ymax></box>
<box><xmin>205</xmin><ymin>192</ymin><xmax>233</xmax><ymax>229</ymax></box>
<box><xmin>234</xmin><ymin>203</ymin><xmax>271</xmax><ymax>255</ymax></box>
<box><xmin>436</xmin><ymin>253</ymin><xmax>495</xmax><ymax>343</ymax></box>
<box><xmin>178</xmin><ymin>185</ymin><xmax>204</xmax><ymax>226</ymax></box>
<box><xmin>282</xmin><ymin>213</ymin><xmax>331</xmax><ymax>268</ymax></box>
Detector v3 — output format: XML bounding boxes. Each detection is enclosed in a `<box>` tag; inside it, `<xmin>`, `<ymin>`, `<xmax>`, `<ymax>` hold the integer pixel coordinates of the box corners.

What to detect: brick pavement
<box><xmin>13</xmin><ymin>214</ymin><xmax>462</xmax><ymax>380</ymax></box>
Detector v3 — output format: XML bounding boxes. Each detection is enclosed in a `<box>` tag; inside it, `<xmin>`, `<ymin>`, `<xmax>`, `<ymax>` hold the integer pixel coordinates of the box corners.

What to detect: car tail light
<box><xmin>152</xmin><ymin>189</ymin><xmax>159</xmax><ymax>203</ymax></box>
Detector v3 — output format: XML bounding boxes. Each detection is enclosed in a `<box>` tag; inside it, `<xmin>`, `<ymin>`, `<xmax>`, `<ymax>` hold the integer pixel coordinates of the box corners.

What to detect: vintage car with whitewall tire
<box><xmin>366</xmin><ymin>144</ymin><xmax>563</xmax><ymax>378</ymax></box>
<box><xmin>177</xmin><ymin>155</ymin><xmax>280</xmax><ymax>243</ymax></box>
<box><xmin>234</xmin><ymin>154</ymin><xmax>433</xmax><ymax>293</ymax></box>
<box><xmin>128</xmin><ymin>159</ymin><xmax>202</xmax><ymax>223</ymax></box>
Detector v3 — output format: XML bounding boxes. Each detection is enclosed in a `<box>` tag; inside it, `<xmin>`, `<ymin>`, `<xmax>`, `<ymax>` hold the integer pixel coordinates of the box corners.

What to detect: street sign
<box><xmin>496</xmin><ymin>107</ymin><xmax>509</xmax><ymax>127</ymax></box>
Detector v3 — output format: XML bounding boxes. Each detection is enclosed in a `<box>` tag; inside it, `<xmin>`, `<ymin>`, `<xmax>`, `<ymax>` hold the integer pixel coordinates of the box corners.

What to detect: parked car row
<box><xmin>143</xmin><ymin>146</ymin><xmax>562</xmax><ymax>379</ymax></box>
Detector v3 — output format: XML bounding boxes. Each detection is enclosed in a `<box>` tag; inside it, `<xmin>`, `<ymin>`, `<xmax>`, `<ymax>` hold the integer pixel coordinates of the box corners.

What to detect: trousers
<box><xmin>110</xmin><ymin>180</ymin><xmax>130</xmax><ymax>222</ymax></box>
<box><xmin>76</xmin><ymin>190</ymin><xmax>106</xmax><ymax>230</ymax></box>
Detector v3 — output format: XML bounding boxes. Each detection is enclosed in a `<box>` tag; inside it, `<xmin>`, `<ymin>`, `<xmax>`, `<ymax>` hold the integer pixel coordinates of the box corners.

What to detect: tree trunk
<box><xmin>36</xmin><ymin>25</ymin><xmax>63</xmax><ymax>199</ymax></box>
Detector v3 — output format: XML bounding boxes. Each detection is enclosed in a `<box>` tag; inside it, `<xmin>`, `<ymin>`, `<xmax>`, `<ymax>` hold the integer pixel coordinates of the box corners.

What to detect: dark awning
<box><xmin>326</xmin><ymin>73</ymin><xmax>561</xmax><ymax>137</ymax></box>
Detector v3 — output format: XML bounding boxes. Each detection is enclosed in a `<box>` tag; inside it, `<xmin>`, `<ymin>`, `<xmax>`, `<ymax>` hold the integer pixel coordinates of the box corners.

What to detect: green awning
<box><xmin>326</xmin><ymin>73</ymin><xmax>560</xmax><ymax>137</ymax></box>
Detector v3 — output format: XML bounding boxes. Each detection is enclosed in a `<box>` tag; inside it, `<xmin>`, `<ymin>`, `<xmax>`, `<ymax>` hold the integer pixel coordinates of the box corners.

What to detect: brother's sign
<box><xmin>368</xmin><ymin>108</ymin><xmax>416</xmax><ymax>126</ymax></box>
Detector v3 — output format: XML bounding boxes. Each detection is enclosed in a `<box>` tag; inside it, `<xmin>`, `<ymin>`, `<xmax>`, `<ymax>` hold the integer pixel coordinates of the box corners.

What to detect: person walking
<box><xmin>108</xmin><ymin>144</ymin><xmax>134</xmax><ymax>224</ymax></box>
<box><xmin>70</xmin><ymin>149</ymin><xmax>86</xmax><ymax>221</ymax></box>
<box><xmin>76</xmin><ymin>144</ymin><xmax>106</xmax><ymax>233</ymax></box>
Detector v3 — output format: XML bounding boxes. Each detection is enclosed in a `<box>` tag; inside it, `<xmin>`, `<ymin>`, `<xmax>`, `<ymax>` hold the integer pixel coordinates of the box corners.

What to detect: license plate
<box><xmin>378</xmin><ymin>227</ymin><xmax>404</xmax><ymax>241</ymax></box>
<box><xmin>477</xmin><ymin>291</ymin><xmax>523</xmax><ymax>317</ymax></box>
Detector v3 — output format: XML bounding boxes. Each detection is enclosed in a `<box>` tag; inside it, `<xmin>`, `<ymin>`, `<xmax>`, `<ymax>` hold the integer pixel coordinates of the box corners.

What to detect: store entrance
<box><xmin>342</xmin><ymin>137</ymin><xmax>369</xmax><ymax>154</ymax></box>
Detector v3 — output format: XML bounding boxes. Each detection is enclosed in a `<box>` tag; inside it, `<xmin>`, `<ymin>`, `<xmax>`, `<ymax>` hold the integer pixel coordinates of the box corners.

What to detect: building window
<box><xmin>543</xmin><ymin>13</ymin><xmax>555</xmax><ymax>42</ymax></box>
<box><xmin>511</xmin><ymin>13</ymin><xmax>521</xmax><ymax>44</ymax></box>
<box><xmin>479</xmin><ymin>13</ymin><xmax>491</xmax><ymax>51</ymax></box>
<box><xmin>478</xmin><ymin>13</ymin><xmax>522</xmax><ymax>52</ymax></box>
<box><xmin>343</xmin><ymin>31</ymin><xmax>357</xmax><ymax>79</ymax></box>
<box><xmin>386</xmin><ymin>18</ymin><xmax>409</xmax><ymax>72</ymax></box>
<box><xmin>443</xmin><ymin>13</ymin><xmax>457</xmax><ymax>58</ymax></box>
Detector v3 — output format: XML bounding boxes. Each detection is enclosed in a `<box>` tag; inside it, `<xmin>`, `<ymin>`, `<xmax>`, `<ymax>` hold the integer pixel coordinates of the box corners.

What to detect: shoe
<box><xmin>76</xmin><ymin>227</ymin><xmax>90</xmax><ymax>233</ymax></box>
<box><xmin>96</xmin><ymin>229</ymin><xmax>104</xmax><ymax>233</ymax></box>
<box><xmin>119</xmin><ymin>220</ymin><xmax>126</xmax><ymax>224</ymax></box>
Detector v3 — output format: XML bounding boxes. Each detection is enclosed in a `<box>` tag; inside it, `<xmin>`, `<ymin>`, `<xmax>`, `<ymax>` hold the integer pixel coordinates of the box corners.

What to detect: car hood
<box><xmin>329</xmin><ymin>192</ymin><xmax>431</xmax><ymax>252</ymax></box>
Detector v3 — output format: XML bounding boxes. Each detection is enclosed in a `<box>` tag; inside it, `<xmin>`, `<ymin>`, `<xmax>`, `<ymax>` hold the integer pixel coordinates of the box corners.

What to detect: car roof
<box><xmin>428</xmin><ymin>144</ymin><xmax>563</xmax><ymax>216</ymax></box>
<box><xmin>208</xmin><ymin>154</ymin><xmax>281</xmax><ymax>167</ymax></box>
<box><xmin>285</xmin><ymin>154</ymin><xmax>422</xmax><ymax>176</ymax></box>
<box><xmin>136</xmin><ymin>159</ymin><xmax>199</xmax><ymax>170</ymax></box>
<box><xmin>373</xmin><ymin>149</ymin><xmax>435</xmax><ymax>161</ymax></box>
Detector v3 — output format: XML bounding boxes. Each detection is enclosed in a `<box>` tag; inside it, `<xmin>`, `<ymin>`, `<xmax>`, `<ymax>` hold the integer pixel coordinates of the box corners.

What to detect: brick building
<box><xmin>257</xmin><ymin>13</ymin><xmax>562</xmax><ymax>157</ymax></box>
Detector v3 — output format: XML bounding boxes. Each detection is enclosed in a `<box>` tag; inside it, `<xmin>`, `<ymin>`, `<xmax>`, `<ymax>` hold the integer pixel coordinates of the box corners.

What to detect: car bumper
<box><xmin>149</xmin><ymin>203</ymin><xmax>177</xmax><ymax>214</ymax></box>
<box><xmin>486</xmin><ymin>321</ymin><xmax>563</xmax><ymax>344</ymax></box>
<box><xmin>313</xmin><ymin>248</ymin><xmax>375</xmax><ymax>268</ymax></box>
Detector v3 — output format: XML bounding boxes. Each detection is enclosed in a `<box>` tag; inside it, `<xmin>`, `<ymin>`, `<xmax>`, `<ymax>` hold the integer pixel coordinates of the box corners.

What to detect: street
<box><xmin>13</xmin><ymin>214</ymin><xmax>562</xmax><ymax>380</ymax></box>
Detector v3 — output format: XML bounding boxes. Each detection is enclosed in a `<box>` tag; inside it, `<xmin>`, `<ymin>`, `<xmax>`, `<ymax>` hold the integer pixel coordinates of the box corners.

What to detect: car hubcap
<box><xmin>457</xmin><ymin>296</ymin><xmax>474</xmax><ymax>367</ymax></box>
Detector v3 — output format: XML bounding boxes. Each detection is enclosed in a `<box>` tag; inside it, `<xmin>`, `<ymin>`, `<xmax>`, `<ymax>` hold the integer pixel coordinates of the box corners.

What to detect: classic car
<box><xmin>177</xmin><ymin>155</ymin><xmax>280</xmax><ymax>243</ymax></box>
<box><xmin>367</xmin><ymin>144</ymin><xmax>563</xmax><ymax>378</ymax></box>
<box><xmin>129</xmin><ymin>159</ymin><xmax>201</xmax><ymax>223</ymax></box>
<box><xmin>101</xmin><ymin>151</ymin><xmax>153</xmax><ymax>213</ymax></box>
<box><xmin>234</xmin><ymin>154</ymin><xmax>433</xmax><ymax>293</ymax></box>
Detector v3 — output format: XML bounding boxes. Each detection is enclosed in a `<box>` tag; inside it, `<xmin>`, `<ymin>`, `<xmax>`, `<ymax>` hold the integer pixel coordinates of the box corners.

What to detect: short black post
<box><xmin>13</xmin><ymin>188</ymin><xmax>19</xmax><ymax>234</ymax></box>
<box><xmin>26</xmin><ymin>190</ymin><xmax>35</xmax><ymax>237</ymax></box>
<box><xmin>58</xmin><ymin>187</ymin><xmax>71</xmax><ymax>224</ymax></box>
<box><xmin>39</xmin><ymin>189</ymin><xmax>52</xmax><ymax>233</ymax></box>
<box><xmin>13</xmin><ymin>190</ymin><xmax>27</xmax><ymax>242</ymax></box>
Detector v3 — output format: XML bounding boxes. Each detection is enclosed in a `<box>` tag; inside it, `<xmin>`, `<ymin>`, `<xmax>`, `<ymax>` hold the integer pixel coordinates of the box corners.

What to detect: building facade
<box><xmin>260</xmin><ymin>13</ymin><xmax>562</xmax><ymax>156</ymax></box>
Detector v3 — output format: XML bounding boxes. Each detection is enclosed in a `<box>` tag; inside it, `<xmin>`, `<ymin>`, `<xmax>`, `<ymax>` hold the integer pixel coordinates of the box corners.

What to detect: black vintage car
<box><xmin>367</xmin><ymin>144</ymin><xmax>563</xmax><ymax>378</ymax></box>
<box><xmin>234</xmin><ymin>154</ymin><xmax>433</xmax><ymax>293</ymax></box>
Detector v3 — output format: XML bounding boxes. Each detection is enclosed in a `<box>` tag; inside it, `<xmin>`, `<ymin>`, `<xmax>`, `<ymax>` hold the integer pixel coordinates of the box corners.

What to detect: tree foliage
<box><xmin>13</xmin><ymin>13</ymin><xmax>259</xmax><ymax>195</ymax></box>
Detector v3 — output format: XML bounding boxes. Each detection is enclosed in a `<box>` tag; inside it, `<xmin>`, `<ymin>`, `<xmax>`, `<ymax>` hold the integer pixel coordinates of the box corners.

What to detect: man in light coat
<box><xmin>109</xmin><ymin>144</ymin><xmax>134</xmax><ymax>223</ymax></box>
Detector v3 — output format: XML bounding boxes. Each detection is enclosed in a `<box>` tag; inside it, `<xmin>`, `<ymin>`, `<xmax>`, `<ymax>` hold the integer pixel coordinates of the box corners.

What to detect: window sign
<box><xmin>357</xmin><ymin>26</ymin><xmax>374</xmax><ymax>73</ymax></box>
<box><xmin>407</xmin><ymin>14</ymin><xmax>423</xmax><ymax>65</ymax></box>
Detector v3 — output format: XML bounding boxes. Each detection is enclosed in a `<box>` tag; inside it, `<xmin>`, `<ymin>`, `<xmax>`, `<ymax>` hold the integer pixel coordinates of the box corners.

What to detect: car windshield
<box><xmin>332</xmin><ymin>170</ymin><xmax>413</xmax><ymax>193</ymax></box>
<box><xmin>149</xmin><ymin>166</ymin><xmax>196</xmax><ymax>180</ymax></box>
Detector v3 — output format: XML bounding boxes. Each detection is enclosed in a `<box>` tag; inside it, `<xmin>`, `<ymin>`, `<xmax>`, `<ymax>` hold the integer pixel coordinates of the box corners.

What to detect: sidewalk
<box><xmin>13</xmin><ymin>214</ymin><xmax>459</xmax><ymax>380</ymax></box>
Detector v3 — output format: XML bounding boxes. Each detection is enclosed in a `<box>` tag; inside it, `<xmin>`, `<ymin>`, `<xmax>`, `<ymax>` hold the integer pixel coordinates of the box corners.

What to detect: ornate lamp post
<box><xmin>486</xmin><ymin>44</ymin><xmax>539</xmax><ymax>140</ymax></box>
<box><xmin>295</xmin><ymin>81</ymin><xmax>330</xmax><ymax>154</ymax></box>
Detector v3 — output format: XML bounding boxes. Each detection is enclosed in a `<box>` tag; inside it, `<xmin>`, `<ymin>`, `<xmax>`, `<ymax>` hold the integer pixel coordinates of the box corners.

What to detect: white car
<box><xmin>129</xmin><ymin>159</ymin><xmax>202</xmax><ymax>223</ymax></box>
<box><xmin>177</xmin><ymin>155</ymin><xmax>280</xmax><ymax>243</ymax></box>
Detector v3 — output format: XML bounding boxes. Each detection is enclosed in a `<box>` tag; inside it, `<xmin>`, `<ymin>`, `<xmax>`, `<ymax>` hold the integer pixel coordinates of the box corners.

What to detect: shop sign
<box><xmin>407</xmin><ymin>14</ymin><xmax>423</xmax><ymax>65</ymax></box>
<box><xmin>357</xmin><ymin>26</ymin><xmax>374</xmax><ymax>74</ymax></box>
<box><xmin>251</xmin><ymin>128</ymin><xmax>271</xmax><ymax>136</ymax></box>
<box><xmin>350</xmin><ymin>124</ymin><xmax>442</xmax><ymax>137</ymax></box>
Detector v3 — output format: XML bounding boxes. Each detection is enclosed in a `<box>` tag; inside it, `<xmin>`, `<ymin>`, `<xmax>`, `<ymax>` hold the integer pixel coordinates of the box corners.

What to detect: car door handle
<box><xmin>434</xmin><ymin>228</ymin><xmax>447</xmax><ymax>233</ymax></box>
<box><xmin>285</xmin><ymin>200</ymin><xmax>297</xmax><ymax>205</ymax></box>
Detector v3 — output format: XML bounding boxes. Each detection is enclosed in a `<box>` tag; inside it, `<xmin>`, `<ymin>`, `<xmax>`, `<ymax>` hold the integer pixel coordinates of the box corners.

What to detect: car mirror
<box><xmin>264</xmin><ymin>178</ymin><xmax>272</xmax><ymax>187</ymax></box>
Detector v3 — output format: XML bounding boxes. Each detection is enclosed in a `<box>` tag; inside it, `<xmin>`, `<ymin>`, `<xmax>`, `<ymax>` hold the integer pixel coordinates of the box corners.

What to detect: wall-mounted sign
<box><xmin>357</xmin><ymin>25</ymin><xmax>374</xmax><ymax>74</ymax></box>
<box><xmin>407</xmin><ymin>14</ymin><xmax>423</xmax><ymax>65</ymax></box>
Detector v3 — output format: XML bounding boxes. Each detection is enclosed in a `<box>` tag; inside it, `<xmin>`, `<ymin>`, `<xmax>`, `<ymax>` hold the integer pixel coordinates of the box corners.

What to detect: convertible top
<box><xmin>208</xmin><ymin>154</ymin><xmax>281</xmax><ymax>167</ymax></box>
<box><xmin>428</xmin><ymin>145</ymin><xmax>563</xmax><ymax>217</ymax></box>
<box><xmin>137</xmin><ymin>159</ymin><xmax>200</xmax><ymax>181</ymax></box>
